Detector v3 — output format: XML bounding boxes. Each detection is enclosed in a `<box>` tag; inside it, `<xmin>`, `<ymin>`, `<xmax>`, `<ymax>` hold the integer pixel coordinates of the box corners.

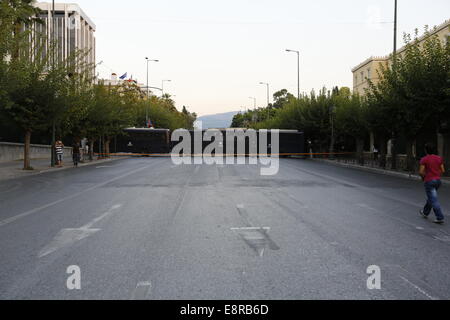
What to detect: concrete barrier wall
<box><xmin>0</xmin><ymin>142</ymin><xmax>72</xmax><ymax>163</ymax></box>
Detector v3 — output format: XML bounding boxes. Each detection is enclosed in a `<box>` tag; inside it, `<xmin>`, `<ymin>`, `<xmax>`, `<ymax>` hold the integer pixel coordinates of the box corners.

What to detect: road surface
<box><xmin>0</xmin><ymin>157</ymin><xmax>449</xmax><ymax>300</ymax></box>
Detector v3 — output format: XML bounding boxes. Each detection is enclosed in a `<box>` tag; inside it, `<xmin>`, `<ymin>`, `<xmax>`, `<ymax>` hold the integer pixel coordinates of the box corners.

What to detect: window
<box><xmin>361</xmin><ymin>71</ymin><xmax>364</xmax><ymax>83</ymax></box>
<box><xmin>367</xmin><ymin>68</ymin><xmax>371</xmax><ymax>79</ymax></box>
<box><xmin>69</xmin><ymin>14</ymin><xmax>76</xmax><ymax>54</ymax></box>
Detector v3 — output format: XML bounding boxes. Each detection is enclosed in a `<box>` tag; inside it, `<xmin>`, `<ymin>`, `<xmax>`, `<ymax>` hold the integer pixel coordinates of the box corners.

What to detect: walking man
<box><xmin>420</xmin><ymin>143</ymin><xmax>445</xmax><ymax>224</ymax></box>
<box><xmin>55</xmin><ymin>140</ymin><xmax>64</xmax><ymax>167</ymax></box>
<box><xmin>72</xmin><ymin>141</ymin><xmax>81</xmax><ymax>167</ymax></box>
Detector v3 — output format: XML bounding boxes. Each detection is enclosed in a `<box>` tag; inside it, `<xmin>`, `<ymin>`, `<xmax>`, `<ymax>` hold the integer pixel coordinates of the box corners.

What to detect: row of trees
<box><xmin>0</xmin><ymin>0</ymin><xmax>196</xmax><ymax>169</ymax></box>
<box><xmin>232</xmin><ymin>26</ymin><xmax>450</xmax><ymax>172</ymax></box>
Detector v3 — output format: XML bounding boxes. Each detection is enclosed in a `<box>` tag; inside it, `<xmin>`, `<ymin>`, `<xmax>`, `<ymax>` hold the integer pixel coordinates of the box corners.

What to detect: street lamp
<box><xmin>390</xmin><ymin>0</ymin><xmax>398</xmax><ymax>170</ymax></box>
<box><xmin>94</xmin><ymin>60</ymin><xmax>103</xmax><ymax>82</ymax></box>
<box><xmin>162</xmin><ymin>79</ymin><xmax>171</xmax><ymax>97</ymax></box>
<box><xmin>393</xmin><ymin>0</ymin><xmax>398</xmax><ymax>58</ymax></box>
<box><xmin>285</xmin><ymin>49</ymin><xmax>300</xmax><ymax>100</ymax></box>
<box><xmin>259</xmin><ymin>82</ymin><xmax>270</xmax><ymax>119</ymax></box>
<box><xmin>248</xmin><ymin>97</ymin><xmax>256</xmax><ymax>110</ymax></box>
<box><xmin>50</xmin><ymin>0</ymin><xmax>56</xmax><ymax>167</ymax></box>
<box><xmin>145</xmin><ymin>57</ymin><xmax>159</xmax><ymax>123</ymax></box>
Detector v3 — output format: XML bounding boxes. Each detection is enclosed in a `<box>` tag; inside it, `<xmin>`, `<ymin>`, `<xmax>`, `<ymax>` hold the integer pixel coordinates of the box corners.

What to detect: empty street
<box><xmin>0</xmin><ymin>157</ymin><xmax>449</xmax><ymax>300</ymax></box>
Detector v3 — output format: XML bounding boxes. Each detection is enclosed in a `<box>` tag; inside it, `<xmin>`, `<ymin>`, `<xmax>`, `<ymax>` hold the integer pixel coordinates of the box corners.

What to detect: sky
<box><xmin>47</xmin><ymin>0</ymin><xmax>450</xmax><ymax>116</ymax></box>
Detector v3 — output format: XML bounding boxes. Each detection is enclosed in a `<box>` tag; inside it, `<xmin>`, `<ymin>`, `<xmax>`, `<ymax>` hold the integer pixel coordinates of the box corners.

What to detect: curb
<box><xmin>37</xmin><ymin>157</ymin><xmax>124</xmax><ymax>174</ymax></box>
<box><xmin>311</xmin><ymin>158</ymin><xmax>450</xmax><ymax>186</ymax></box>
<box><xmin>0</xmin><ymin>157</ymin><xmax>127</xmax><ymax>182</ymax></box>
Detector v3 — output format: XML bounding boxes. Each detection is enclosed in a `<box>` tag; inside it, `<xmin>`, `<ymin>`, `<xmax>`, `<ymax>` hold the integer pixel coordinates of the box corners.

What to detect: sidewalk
<box><xmin>311</xmin><ymin>158</ymin><xmax>450</xmax><ymax>186</ymax></box>
<box><xmin>0</xmin><ymin>157</ymin><xmax>124</xmax><ymax>182</ymax></box>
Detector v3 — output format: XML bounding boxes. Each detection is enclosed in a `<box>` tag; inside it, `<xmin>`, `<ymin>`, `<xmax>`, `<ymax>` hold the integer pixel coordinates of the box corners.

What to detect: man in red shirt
<box><xmin>419</xmin><ymin>143</ymin><xmax>445</xmax><ymax>224</ymax></box>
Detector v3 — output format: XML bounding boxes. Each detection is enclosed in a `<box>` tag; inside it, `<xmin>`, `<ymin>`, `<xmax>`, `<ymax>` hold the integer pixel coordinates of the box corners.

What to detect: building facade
<box><xmin>32</xmin><ymin>2</ymin><xmax>96</xmax><ymax>74</ymax></box>
<box><xmin>352</xmin><ymin>19</ymin><xmax>450</xmax><ymax>96</ymax></box>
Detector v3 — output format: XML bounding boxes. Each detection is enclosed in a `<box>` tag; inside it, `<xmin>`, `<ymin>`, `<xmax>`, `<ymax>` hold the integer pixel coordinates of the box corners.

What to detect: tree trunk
<box><xmin>23</xmin><ymin>130</ymin><xmax>32</xmax><ymax>170</ymax></box>
<box><xmin>356</xmin><ymin>138</ymin><xmax>364</xmax><ymax>166</ymax></box>
<box><xmin>378</xmin><ymin>135</ymin><xmax>388</xmax><ymax>169</ymax></box>
<box><xmin>443</xmin><ymin>134</ymin><xmax>450</xmax><ymax>177</ymax></box>
<box><xmin>105</xmin><ymin>137</ymin><xmax>111</xmax><ymax>158</ymax></box>
<box><xmin>329</xmin><ymin>134</ymin><xmax>335</xmax><ymax>159</ymax></box>
<box><xmin>89</xmin><ymin>139</ymin><xmax>94</xmax><ymax>161</ymax></box>
<box><xmin>405</xmin><ymin>139</ymin><xmax>416</xmax><ymax>173</ymax></box>
<box><xmin>391</xmin><ymin>136</ymin><xmax>397</xmax><ymax>170</ymax></box>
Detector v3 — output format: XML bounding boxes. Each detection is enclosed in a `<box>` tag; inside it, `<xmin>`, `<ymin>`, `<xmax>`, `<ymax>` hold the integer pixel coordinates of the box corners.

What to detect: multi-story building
<box><xmin>32</xmin><ymin>2</ymin><xmax>96</xmax><ymax>74</ymax></box>
<box><xmin>352</xmin><ymin>19</ymin><xmax>450</xmax><ymax>96</ymax></box>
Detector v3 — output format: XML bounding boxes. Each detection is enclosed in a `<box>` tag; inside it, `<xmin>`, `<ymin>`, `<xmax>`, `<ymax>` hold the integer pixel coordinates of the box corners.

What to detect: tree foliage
<box><xmin>0</xmin><ymin>0</ymin><xmax>197</xmax><ymax>168</ymax></box>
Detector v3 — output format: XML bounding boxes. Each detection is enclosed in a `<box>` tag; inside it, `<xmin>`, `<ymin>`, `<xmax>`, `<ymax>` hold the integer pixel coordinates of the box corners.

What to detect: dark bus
<box><xmin>278</xmin><ymin>130</ymin><xmax>305</xmax><ymax>156</ymax></box>
<box><xmin>185</xmin><ymin>129</ymin><xmax>305</xmax><ymax>157</ymax></box>
<box><xmin>116</xmin><ymin>128</ymin><xmax>171</xmax><ymax>155</ymax></box>
<box><xmin>116</xmin><ymin>128</ymin><xmax>304</xmax><ymax>157</ymax></box>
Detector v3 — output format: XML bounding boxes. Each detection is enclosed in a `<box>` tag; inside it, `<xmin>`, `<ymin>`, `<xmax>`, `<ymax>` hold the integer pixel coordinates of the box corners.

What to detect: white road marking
<box><xmin>283</xmin><ymin>161</ymin><xmax>424</xmax><ymax>207</ymax></box>
<box><xmin>356</xmin><ymin>203</ymin><xmax>377</xmax><ymax>211</ymax></box>
<box><xmin>38</xmin><ymin>204</ymin><xmax>122</xmax><ymax>258</ymax></box>
<box><xmin>399</xmin><ymin>276</ymin><xmax>437</xmax><ymax>300</ymax></box>
<box><xmin>131</xmin><ymin>281</ymin><xmax>152</xmax><ymax>300</ymax></box>
<box><xmin>231</xmin><ymin>227</ymin><xmax>271</xmax><ymax>231</ymax></box>
<box><xmin>0</xmin><ymin>164</ymin><xmax>151</xmax><ymax>228</ymax></box>
<box><xmin>416</xmin><ymin>227</ymin><xmax>425</xmax><ymax>230</ymax></box>
<box><xmin>231</xmin><ymin>226</ymin><xmax>277</xmax><ymax>257</ymax></box>
<box><xmin>96</xmin><ymin>165</ymin><xmax>116</xmax><ymax>168</ymax></box>
<box><xmin>432</xmin><ymin>235</ymin><xmax>450</xmax><ymax>243</ymax></box>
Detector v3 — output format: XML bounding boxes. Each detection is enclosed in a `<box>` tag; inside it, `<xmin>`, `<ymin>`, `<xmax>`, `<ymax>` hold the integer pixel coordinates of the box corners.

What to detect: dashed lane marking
<box><xmin>0</xmin><ymin>164</ymin><xmax>153</xmax><ymax>228</ymax></box>
<box><xmin>38</xmin><ymin>204</ymin><xmax>122</xmax><ymax>258</ymax></box>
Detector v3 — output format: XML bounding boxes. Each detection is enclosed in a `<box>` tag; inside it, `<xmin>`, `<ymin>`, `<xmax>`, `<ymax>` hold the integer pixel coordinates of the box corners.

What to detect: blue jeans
<box><xmin>423</xmin><ymin>180</ymin><xmax>444</xmax><ymax>221</ymax></box>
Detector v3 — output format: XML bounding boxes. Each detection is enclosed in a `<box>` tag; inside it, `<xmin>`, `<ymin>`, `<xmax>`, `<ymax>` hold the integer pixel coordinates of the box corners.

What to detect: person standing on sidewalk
<box><xmin>72</xmin><ymin>141</ymin><xmax>81</xmax><ymax>167</ymax></box>
<box><xmin>55</xmin><ymin>140</ymin><xmax>64</xmax><ymax>167</ymax></box>
<box><xmin>419</xmin><ymin>143</ymin><xmax>445</xmax><ymax>224</ymax></box>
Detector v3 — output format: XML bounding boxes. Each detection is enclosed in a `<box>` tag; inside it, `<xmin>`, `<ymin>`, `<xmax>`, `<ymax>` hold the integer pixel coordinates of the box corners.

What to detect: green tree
<box><xmin>367</xmin><ymin>27</ymin><xmax>450</xmax><ymax>171</ymax></box>
<box><xmin>272</xmin><ymin>89</ymin><xmax>295</xmax><ymax>109</ymax></box>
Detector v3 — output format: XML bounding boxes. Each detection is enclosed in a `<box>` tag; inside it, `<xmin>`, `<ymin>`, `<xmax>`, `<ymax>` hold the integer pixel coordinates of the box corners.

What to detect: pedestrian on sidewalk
<box><xmin>55</xmin><ymin>140</ymin><xmax>64</xmax><ymax>167</ymax></box>
<box><xmin>72</xmin><ymin>141</ymin><xmax>81</xmax><ymax>167</ymax></box>
<box><xmin>373</xmin><ymin>145</ymin><xmax>379</xmax><ymax>160</ymax></box>
<box><xmin>85</xmin><ymin>142</ymin><xmax>90</xmax><ymax>161</ymax></box>
<box><xmin>419</xmin><ymin>143</ymin><xmax>445</xmax><ymax>224</ymax></box>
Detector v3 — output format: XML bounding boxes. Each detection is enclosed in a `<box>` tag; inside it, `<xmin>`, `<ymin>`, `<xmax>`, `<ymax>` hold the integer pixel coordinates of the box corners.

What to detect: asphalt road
<box><xmin>0</xmin><ymin>157</ymin><xmax>449</xmax><ymax>300</ymax></box>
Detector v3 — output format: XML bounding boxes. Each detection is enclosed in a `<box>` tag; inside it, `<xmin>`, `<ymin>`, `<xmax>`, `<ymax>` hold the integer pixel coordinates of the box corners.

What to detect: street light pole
<box><xmin>393</xmin><ymin>0</ymin><xmax>398</xmax><ymax>59</ymax></box>
<box><xmin>162</xmin><ymin>79</ymin><xmax>171</xmax><ymax>97</ymax></box>
<box><xmin>248</xmin><ymin>97</ymin><xmax>256</xmax><ymax>110</ymax></box>
<box><xmin>391</xmin><ymin>0</ymin><xmax>398</xmax><ymax>170</ymax></box>
<box><xmin>286</xmin><ymin>49</ymin><xmax>300</xmax><ymax>100</ymax></box>
<box><xmin>50</xmin><ymin>0</ymin><xmax>56</xmax><ymax>167</ymax></box>
<box><xmin>145</xmin><ymin>57</ymin><xmax>159</xmax><ymax>124</ymax></box>
<box><xmin>259</xmin><ymin>82</ymin><xmax>270</xmax><ymax>119</ymax></box>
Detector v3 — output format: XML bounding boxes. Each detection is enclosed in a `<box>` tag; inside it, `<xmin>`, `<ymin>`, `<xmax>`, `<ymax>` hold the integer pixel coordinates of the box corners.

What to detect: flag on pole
<box><xmin>119</xmin><ymin>72</ymin><xmax>127</xmax><ymax>80</ymax></box>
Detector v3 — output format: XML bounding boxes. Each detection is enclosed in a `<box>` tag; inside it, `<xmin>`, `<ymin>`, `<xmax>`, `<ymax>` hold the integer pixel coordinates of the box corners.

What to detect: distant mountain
<box><xmin>195</xmin><ymin>111</ymin><xmax>240</xmax><ymax>129</ymax></box>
